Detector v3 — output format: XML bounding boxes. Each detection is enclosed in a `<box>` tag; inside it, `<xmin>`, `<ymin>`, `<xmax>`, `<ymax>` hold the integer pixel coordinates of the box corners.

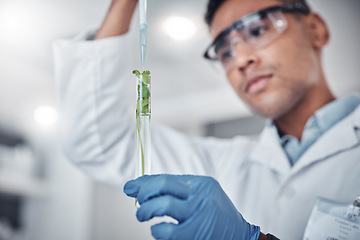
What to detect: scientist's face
<box><xmin>210</xmin><ymin>0</ymin><xmax>325</xmax><ymax>119</ymax></box>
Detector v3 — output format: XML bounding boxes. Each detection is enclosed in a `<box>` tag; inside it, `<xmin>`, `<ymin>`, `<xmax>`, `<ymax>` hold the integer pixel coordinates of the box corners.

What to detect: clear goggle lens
<box><xmin>209</xmin><ymin>10</ymin><xmax>288</xmax><ymax>71</ymax></box>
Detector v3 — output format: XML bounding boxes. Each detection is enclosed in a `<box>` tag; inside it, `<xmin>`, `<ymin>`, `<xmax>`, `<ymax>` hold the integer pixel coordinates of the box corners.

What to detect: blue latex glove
<box><xmin>124</xmin><ymin>174</ymin><xmax>260</xmax><ymax>240</ymax></box>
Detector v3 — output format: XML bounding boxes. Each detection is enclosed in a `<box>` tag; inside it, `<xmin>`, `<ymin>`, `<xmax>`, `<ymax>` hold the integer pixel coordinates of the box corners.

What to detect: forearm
<box><xmin>95</xmin><ymin>0</ymin><xmax>137</xmax><ymax>39</ymax></box>
<box><xmin>53</xmin><ymin>27</ymin><xmax>136</xmax><ymax>184</ymax></box>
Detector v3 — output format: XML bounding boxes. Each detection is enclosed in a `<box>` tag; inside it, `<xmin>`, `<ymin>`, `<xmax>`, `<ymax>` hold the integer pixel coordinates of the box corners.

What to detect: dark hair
<box><xmin>204</xmin><ymin>0</ymin><xmax>311</xmax><ymax>27</ymax></box>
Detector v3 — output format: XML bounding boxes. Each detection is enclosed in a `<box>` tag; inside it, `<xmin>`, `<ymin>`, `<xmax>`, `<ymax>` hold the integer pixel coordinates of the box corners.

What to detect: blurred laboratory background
<box><xmin>0</xmin><ymin>0</ymin><xmax>359</xmax><ymax>239</ymax></box>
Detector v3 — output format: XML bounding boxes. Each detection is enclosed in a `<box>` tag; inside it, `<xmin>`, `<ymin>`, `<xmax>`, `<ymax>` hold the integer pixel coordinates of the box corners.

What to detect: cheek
<box><xmin>263</xmin><ymin>35</ymin><xmax>318</xmax><ymax>88</ymax></box>
<box><xmin>226</xmin><ymin>71</ymin><xmax>245</xmax><ymax>97</ymax></box>
<box><xmin>227</xmin><ymin>72</ymin><xmax>237</xmax><ymax>89</ymax></box>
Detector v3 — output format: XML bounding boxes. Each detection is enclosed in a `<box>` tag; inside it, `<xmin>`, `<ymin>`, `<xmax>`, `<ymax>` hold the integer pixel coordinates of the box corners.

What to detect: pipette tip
<box><xmin>140</xmin><ymin>44</ymin><xmax>146</xmax><ymax>69</ymax></box>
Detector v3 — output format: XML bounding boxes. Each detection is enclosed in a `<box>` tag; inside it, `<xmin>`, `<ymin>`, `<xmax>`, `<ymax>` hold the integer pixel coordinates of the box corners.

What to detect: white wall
<box><xmin>21</xmin><ymin>138</ymin><xmax>93</xmax><ymax>240</ymax></box>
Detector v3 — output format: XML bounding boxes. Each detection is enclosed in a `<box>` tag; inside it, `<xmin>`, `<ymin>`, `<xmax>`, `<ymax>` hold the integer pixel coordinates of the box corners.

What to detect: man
<box><xmin>53</xmin><ymin>0</ymin><xmax>360</xmax><ymax>239</ymax></box>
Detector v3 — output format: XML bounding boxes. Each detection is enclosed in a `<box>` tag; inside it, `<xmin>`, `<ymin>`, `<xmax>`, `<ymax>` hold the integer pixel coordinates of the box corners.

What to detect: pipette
<box><xmin>139</xmin><ymin>0</ymin><xmax>147</xmax><ymax>68</ymax></box>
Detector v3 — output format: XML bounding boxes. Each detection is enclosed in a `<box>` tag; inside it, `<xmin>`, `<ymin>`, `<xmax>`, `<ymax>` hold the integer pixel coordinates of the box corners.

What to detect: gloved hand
<box><xmin>124</xmin><ymin>174</ymin><xmax>260</xmax><ymax>240</ymax></box>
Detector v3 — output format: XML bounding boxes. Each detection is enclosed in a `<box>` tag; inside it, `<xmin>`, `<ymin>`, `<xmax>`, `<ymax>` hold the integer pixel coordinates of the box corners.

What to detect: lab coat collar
<box><xmin>291</xmin><ymin>104</ymin><xmax>360</xmax><ymax>174</ymax></box>
<box><xmin>249</xmin><ymin>121</ymin><xmax>291</xmax><ymax>176</ymax></box>
<box><xmin>249</xmin><ymin>105</ymin><xmax>360</xmax><ymax>177</ymax></box>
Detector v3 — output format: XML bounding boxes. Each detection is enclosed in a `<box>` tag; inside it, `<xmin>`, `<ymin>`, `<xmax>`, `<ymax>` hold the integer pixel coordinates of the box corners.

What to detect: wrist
<box><xmin>95</xmin><ymin>0</ymin><xmax>138</xmax><ymax>39</ymax></box>
<box><xmin>258</xmin><ymin>232</ymin><xmax>268</xmax><ymax>240</ymax></box>
<box><xmin>258</xmin><ymin>232</ymin><xmax>280</xmax><ymax>240</ymax></box>
<box><xmin>111</xmin><ymin>0</ymin><xmax>137</xmax><ymax>9</ymax></box>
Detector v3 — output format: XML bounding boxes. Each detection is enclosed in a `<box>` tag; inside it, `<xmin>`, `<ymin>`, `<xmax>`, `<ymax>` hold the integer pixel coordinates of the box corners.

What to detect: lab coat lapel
<box><xmin>292</xmin><ymin>106</ymin><xmax>360</xmax><ymax>174</ymax></box>
<box><xmin>250</xmin><ymin>123</ymin><xmax>291</xmax><ymax>176</ymax></box>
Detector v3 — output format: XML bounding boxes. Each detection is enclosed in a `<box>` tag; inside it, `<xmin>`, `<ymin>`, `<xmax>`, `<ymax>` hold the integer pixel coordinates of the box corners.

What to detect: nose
<box><xmin>232</xmin><ymin>43</ymin><xmax>259</xmax><ymax>72</ymax></box>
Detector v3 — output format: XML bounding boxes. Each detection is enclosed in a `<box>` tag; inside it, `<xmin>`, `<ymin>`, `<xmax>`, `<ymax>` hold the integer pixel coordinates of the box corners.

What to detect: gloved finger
<box><xmin>123</xmin><ymin>178</ymin><xmax>141</xmax><ymax>198</ymax></box>
<box><xmin>136</xmin><ymin>195</ymin><xmax>192</xmax><ymax>222</ymax></box>
<box><xmin>123</xmin><ymin>175</ymin><xmax>164</xmax><ymax>197</ymax></box>
<box><xmin>135</xmin><ymin>175</ymin><xmax>193</xmax><ymax>204</ymax></box>
<box><xmin>151</xmin><ymin>222</ymin><xmax>177</xmax><ymax>240</ymax></box>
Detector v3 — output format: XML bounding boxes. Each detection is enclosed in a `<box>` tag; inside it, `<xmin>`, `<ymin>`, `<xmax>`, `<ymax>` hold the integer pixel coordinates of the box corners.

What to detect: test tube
<box><xmin>135</xmin><ymin>73</ymin><xmax>151</xmax><ymax>179</ymax></box>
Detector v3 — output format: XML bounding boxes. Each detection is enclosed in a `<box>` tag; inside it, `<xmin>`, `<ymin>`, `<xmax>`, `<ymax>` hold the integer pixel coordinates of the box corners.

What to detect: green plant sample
<box><xmin>132</xmin><ymin>70</ymin><xmax>151</xmax><ymax>176</ymax></box>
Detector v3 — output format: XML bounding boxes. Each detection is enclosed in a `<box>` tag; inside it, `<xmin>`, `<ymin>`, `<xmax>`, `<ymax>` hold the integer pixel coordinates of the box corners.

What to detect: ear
<box><xmin>305</xmin><ymin>13</ymin><xmax>330</xmax><ymax>49</ymax></box>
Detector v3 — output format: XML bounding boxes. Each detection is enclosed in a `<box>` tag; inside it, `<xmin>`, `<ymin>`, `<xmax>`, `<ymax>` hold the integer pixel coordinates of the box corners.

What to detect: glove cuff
<box><xmin>249</xmin><ymin>225</ymin><xmax>261</xmax><ymax>240</ymax></box>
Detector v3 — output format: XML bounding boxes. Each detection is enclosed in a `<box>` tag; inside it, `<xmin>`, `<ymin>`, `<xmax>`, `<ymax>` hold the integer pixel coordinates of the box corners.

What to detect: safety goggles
<box><xmin>203</xmin><ymin>3</ymin><xmax>311</xmax><ymax>71</ymax></box>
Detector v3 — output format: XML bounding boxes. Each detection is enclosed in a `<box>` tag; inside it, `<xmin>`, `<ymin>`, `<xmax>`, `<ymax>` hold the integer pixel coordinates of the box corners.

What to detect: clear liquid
<box><xmin>140</xmin><ymin>44</ymin><xmax>146</xmax><ymax>68</ymax></box>
<box><xmin>135</xmin><ymin>114</ymin><xmax>151</xmax><ymax>178</ymax></box>
<box><xmin>140</xmin><ymin>24</ymin><xmax>147</xmax><ymax>68</ymax></box>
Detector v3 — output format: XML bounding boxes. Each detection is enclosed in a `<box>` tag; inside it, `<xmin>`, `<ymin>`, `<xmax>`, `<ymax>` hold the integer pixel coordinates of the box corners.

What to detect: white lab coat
<box><xmin>53</xmin><ymin>29</ymin><xmax>360</xmax><ymax>240</ymax></box>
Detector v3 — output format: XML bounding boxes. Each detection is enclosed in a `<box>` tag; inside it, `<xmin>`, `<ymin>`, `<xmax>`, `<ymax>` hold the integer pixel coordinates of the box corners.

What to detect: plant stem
<box><xmin>136</xmin><ymin>115</ymin><xmax>145</xmax><ymax>176</ymax></box>
<box><xmin>135</xmin><ymin>114</ymin><xmax>145</xmax><ymax>207</ymax></box>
